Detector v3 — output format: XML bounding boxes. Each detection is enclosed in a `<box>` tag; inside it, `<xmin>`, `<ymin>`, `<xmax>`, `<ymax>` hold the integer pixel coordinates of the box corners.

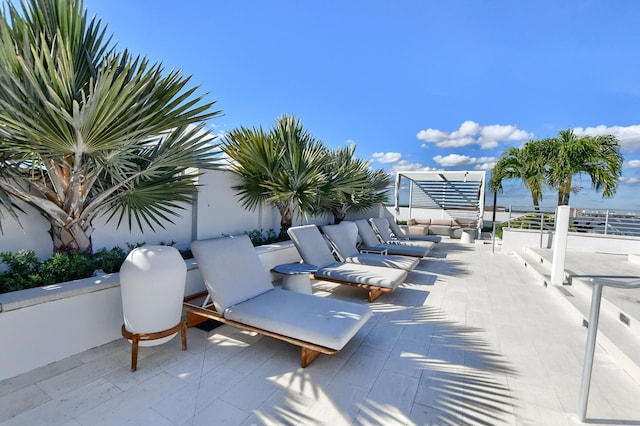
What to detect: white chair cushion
<box><xmin>322</xmin><ymin>223</ymin><xmax>360</xmax><ymax>258</ymax></box>
<box><xmin>191</xmin><ymin>235</ymin><xmax>273</xmax><ymax>312</ymax></box>
<box><xmin>314</xmin><ymin>262</ymin><xmax>406</xmax><ymax>290</ymax></box>
<box><xmin>224</xmin><ymin>288</ymin><xmax>372</xmax><ymax>350</ymax></box>
<box><xmin>371</xmin><ymin>217</ymin><xmax>436</xmax><ymax>249</ymax></box>
<box><xmin>323</xmin><ymin>223</ymin><xmax>418</xmax><ymax>271</ymax></box>
<box><xmin>287</xmin><ymin>224</ymin><xmax>339</xmax><ymax>267</ymax></box>
<box><xmin>355</xmin><ymin>220</ymin><xmax>429</xmax><ymax>257</ymax></box>
<box><xmin>343</xmin><ymin>253</ymin><xmax>418</xmax><ymax>271</ymax></box>
<box><xmin>354</xmin><ymin>219</ymin><xmax>382</xmax><ymax>247</ymax></box>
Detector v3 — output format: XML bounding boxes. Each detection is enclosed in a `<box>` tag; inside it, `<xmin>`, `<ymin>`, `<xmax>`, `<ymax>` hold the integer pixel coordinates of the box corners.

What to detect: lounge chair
<box><xmin>370</xmin><ymin>217</ymin><xmax>438</xmax><ymax>249</ymax></box>
<box><xmin>386</xmin><ymin>217</ymin><xmax>442</xmax><ymax>243</ymax></box>
<box><xmin>186</xmin><ymin>235</ymin><xmax>372</xmax><ymax>367</ymax></box>
<box><xmin>353</xmin><ymin>219</ymin><xmax>430</xmax><ymax>258</ymax></box>
<box><xmin>287</xmin><ymin>224</ymin><xmax>408</xmax><ymax>302</ymax></box>
<box><xmin>322</xmin><ymin>222</ymin><xmax>419</xmax><ymax>271</ymax></box>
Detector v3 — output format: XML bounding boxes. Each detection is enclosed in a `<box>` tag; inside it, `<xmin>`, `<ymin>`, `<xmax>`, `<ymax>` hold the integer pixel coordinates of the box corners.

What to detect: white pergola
<box><xmin>394</xmin><ymin>170</ymin><xmax>486</xmax><ymax>228</ymax></box>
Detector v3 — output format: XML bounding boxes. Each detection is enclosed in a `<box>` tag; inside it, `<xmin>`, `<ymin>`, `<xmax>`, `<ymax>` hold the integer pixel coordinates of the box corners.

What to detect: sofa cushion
<box><xmin>430</xmin><ymin>219</ymin><xmax>455</xmax><ymax>226</ymax></box>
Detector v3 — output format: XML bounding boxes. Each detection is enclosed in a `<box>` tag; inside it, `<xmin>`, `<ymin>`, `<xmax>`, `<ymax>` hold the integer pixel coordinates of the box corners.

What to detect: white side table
<box><xmin>272</xmin><ymin>263</ymin><xmax>317</xmax><ymax>294</ymax></box>
<box><xmin>460</xmin><ymin>228</ymin><xmax>476</xmax><ymax>243</ymax></box>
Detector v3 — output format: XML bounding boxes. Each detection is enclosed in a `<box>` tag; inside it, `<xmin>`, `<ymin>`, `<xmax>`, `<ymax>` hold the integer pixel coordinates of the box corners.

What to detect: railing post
<box><xmin>539</xmin><ymin>213</ymin><xmax>545</xmax><ymax>249</ymax></box>
<box><xmin>604</xmin><ymin>210</ymin><xmax>610</xmax><ymax>235</ymax></box>
<box><xmin>550</xmin><ymin>205</ymin><xmax>570</xmax><ymax>285</ymax></box>
<box><xmin>577</xmin><ymin>281</ymin><xmax>604</xmax><ymax>422</ymax></box>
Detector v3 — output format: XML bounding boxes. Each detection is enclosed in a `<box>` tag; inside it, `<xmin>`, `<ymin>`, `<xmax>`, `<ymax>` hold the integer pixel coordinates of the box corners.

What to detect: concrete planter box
<box><xmin>0</xmin><ymin>241</ymin><xmax>300</xmax><ymax>381</ymax></box>
<box><xmin>502</xmin><ymin>228</ymin><xmax>640</xmax><ymax>255</ymax></box>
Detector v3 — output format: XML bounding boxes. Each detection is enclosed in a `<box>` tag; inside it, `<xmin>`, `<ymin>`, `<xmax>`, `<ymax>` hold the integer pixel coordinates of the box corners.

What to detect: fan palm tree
<box><xmin>490</xmin><ymin>142</ymin><xmax>548</xmax><ymax>210</ymax></box>
<box><xmin>319</xmin><ymin>145</ymin><xmax>391</xmax><ymax>223</ymax></box>
<box><xmin>0</xmin><ymin>0</ymin><xmax>222</xmax><ymax>254</ymax></box>
<box><xmin>544</xmin><ymin>129</ymin><xmax>623</xmax><ymax>205</ymax></box>
<box><xmin>221</xmin><ymin>115</ymin><xmax>329</xmax><ymax>238</ymax></box>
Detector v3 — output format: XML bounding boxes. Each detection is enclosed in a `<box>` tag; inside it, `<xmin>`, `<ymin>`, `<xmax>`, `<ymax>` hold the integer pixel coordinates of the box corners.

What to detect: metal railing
<box><xmin>491</xmin><ymin>206</ymin><xmax>640</xmax><ymax>252</ymax></box>
<box><xmin>569</xmin><ymin>208</ymin><xmax>640</xmax><ymax>236</ymax></box>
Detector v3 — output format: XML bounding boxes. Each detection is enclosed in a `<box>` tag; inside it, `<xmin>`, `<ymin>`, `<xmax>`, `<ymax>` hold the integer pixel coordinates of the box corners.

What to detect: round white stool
<box><xmin>460</xmin><ymin>228</ymin><xmax>476</xmax><ymax>244</ymax></box>
<box><xmin>272</xmin><ymin>263</ymin><xmax>317</xmax><ymax>294</ymax></box>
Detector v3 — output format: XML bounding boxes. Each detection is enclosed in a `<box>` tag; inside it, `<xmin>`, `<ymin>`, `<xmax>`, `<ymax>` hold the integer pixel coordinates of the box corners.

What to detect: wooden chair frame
<box><xmin>121</xmin><ymin>321</ymin><xmax>187</xmax><ymax>371</ymax></box>
<box><xmin>182</xmin><ymin>294</ymin><xmax>337</xmax><ymax>368</ymax></box>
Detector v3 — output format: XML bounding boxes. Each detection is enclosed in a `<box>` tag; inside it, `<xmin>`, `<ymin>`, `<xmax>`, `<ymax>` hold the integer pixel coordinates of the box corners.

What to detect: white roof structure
<box><xmin>394</xmin><ymin>170</ymin><xmax>486</xmax><ymax>227</ymax></box>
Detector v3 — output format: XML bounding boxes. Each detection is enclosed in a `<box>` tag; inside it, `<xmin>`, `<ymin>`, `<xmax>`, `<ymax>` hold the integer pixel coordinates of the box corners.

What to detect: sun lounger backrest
<box><xmin>287</xmin><ymin>225</ymin><xmax>337</xmax><ymax>267</ymax></box>
<box><xmin>354</xmin><ymin>219</ymin><xmax>382</xmax><ymax>247</ymax></box>
<box><xmin>370</xmin><ymin>218</ymin><xmax>393</xmax><ymax>242</ymax></box>
<box><xmin>387</xmin><ymin>219</ymin><xmax>406</xmax><ymax>238</ymax></box>
<box><xmin>322</xmin><ymin>223</ymin><xmax>359</xmax><ymax>259</ymax></box>
<box><xmin>191</xmin><ymin>235</ymin><xmax>274</xmax><ymax>312</ymax></box>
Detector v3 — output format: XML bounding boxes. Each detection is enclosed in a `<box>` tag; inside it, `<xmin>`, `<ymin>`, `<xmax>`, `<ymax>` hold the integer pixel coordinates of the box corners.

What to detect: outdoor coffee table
<box><xmin>272</xmin><ymin>263</ymin><xmax>318</xmax><ymax>294</ymax></box>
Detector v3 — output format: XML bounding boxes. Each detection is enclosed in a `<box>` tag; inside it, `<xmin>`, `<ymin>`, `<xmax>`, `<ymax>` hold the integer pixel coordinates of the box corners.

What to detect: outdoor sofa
<box><xmin>406</xmin><ymin>217</ymin><xmax>478</xmax><ymax>238</ymax></box>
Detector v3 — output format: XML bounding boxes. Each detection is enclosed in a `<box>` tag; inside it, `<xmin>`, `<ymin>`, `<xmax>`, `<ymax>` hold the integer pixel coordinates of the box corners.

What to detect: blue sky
<box><xmin>84</xmin><ymin>0</ymin><xmax>640</xmax><ymax>210</ymax></box>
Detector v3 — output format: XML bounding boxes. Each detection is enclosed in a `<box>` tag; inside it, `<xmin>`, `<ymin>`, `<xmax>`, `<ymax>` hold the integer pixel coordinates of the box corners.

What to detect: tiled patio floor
<box><xmin>1</xmin><ymin>239</ymin><xmax>640</xmax><ymax>425</ymax></box>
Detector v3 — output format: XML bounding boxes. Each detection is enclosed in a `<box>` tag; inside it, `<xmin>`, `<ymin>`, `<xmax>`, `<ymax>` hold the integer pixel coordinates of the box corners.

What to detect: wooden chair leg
<box><xmin>368</xmin><ymin>288</ymin><xmax>382</xmax><ymax>302</ymax></box>
<box><xmin>180</xmin><ymin>320</ymin><xmax>187</xmax><ymax>351</ymax></box>
<box><xmin>301</xmin><ymin>347</ymin><xmax>321</xmax><ymax>368</ymax></box>
<box><xmin>131</xmin><ymin>335</ymin><xmax>139</xmax><ymax>372</ymax></box>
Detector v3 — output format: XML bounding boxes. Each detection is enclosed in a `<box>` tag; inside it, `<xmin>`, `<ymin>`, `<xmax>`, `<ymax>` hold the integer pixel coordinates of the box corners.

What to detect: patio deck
<box><xmin>1</xmin><ymin>239</ymin><xmax>640</xmax><ymax>425</ymax></box>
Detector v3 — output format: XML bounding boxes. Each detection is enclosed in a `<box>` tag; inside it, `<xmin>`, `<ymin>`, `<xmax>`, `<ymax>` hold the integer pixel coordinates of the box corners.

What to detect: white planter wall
<box><xmin>501</xmin><ymin>228</ymin><xmax>640</xmax><ymax>255</ymax></box>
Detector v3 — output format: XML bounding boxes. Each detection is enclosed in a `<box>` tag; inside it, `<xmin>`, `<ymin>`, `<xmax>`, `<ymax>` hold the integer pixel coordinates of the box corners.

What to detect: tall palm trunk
<box><xmin>49</xmin><ymin>220</ymin><xmax>93</xmax><ymax>255</ymax></box>
<box><xmin>557</xmin><ymin>176</ymin><xmax>572</xmax><ymax>206</ymax></box>
<box><xmin>532</xmin><ymin>197</ymin><xmax>540</xmax><ymax>212</ymax></box>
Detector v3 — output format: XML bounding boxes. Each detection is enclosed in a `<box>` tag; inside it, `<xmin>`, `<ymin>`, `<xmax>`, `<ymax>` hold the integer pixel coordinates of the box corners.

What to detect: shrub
<box><xmin>0</xmin><ymin>246</ymin><xmax>131</xmax><ymax>294</ymax></box>
<box><xmin>245</xmin><ymin>228</ymin><xmax>288</xmax><ymax>246</ymax></box>
<box><xmin>0</xmin><ymin>249</ymin><xmax>94</xmax><ymax>293</ymax></box>
<box><xmin>0</xmin><ymin>241</ymin><xmax>209</xmax><ymax>294</ymax></box>
<box><xmin>92</xmin><ymin>247</ymin><xmax>128</xmax><ymax>273</ymax></box>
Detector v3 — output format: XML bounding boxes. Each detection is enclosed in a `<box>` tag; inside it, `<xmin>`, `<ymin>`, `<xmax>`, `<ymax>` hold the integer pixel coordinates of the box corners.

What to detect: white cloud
<box><xmin>433</xmin><ymin>154</ymin><xmax>476</xmax><ymax>167</ymax></box>
<box><xmin>417</xmin><ymin>121</ymin><xmax>533</xmax><ymax>150</ymax></box>
<box><xmin>573</xmin><ymin>124</ymin><xmax>640</xmax><ymax>151</ymax></box>
<box><xmin>389</xmin><ymin>160</ymin><xmax>439</xmax><ymax>173</ymax></box>
<box><xmin>432</xmin><ymin>154</ymin><xmax>498</xmax><ymax>169</ymax></box>
<box><xmin>473</xmin><ymin>156</ymin><xmax>498</xmax><ymax>170</ymax></box>
<box><xmin>625</xmin><ymin>159</ymin><xmax>640</xmax><ymax>168</ymax></box>
<box><xmin>372</xmin><ymin>151</ymin><xmax>402</xmax><ymax>163</ymax></box>
<box><xmin>620</xmin><ymin>176</ymin><xmax>640</xmax><ymax>184</ymax></box>
<box><xmin>475</xmin><ymin>162</ymin><xmax>496</xmax><ymax>170</ymax></box>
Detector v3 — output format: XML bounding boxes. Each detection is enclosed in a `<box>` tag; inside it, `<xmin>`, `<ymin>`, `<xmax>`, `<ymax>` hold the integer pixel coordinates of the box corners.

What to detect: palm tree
<box><xmin>0</xmin><ymin>0</ymin><xmax>222</xmax><ymax>254</ymax></box>
<box><xmin>544</xmin><ymin>129</ymin><xmax>623</xmax><ymax>205</ymax></box>
<box><xmin>221</xmin><ymin>115</ymin><xmax>329</xmax><ymax>238</ymax></box>
<box><xmin>490</xmin><ymin>142</ymin><xmax>548</xmax><ymax>210</ymax></box>
<box><xmin>319</xmin><ymin>145</ymin><xmax>391</xmax><ymax>223</ymax></box>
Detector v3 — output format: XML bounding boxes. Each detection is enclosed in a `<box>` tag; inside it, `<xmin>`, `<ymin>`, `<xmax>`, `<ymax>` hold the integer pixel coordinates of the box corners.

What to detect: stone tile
<box><xmin>37</xmin><ymin>350</ymin><xmax>129</xmax><ymax>398</ymax></box>
<box><xmin>125</xmin><ymin>409</ymin><xmax>176</xmax><ymax>426</ymax></box>
<box><xmin>191</xmin><ymin>399</ymin><xmax>250</xmax><ymax>426</ymax></box>
<box><xmin>304</xmin><ymin>381</ymin><xmax>368</xmax><ymax>425</ymax></box>
<box><xmin>361</xmin><ymin>320</ymin><xmax>403</xmax><ymax>352</ymax></box>
<box><xmin>364</xmin><ymin>369</ymin><xmax>420</xmax><ymax>417</ymax></box>
<box><xmin>74</xmin><ymin>372</ymin><xmax>187</xmax><ymax>425</ymax></box>
<box><xmin>0</xmin><ymin>383</ymin><xmax>50</xmax><ymax>422</ymax></box>
<box><xmin>0</xmin><ymin>356</ymin><xmax>81</xmax><ymax>399</ymax></box>
<box><xmin>331</xmin><ymin>345</ymin><xmax>390</xmax><ymax>390</ymax></box>
<box><xmin>1</xmin><ymin>378</ymin><xmax>120</xmax><ymax>426</ymax></box>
